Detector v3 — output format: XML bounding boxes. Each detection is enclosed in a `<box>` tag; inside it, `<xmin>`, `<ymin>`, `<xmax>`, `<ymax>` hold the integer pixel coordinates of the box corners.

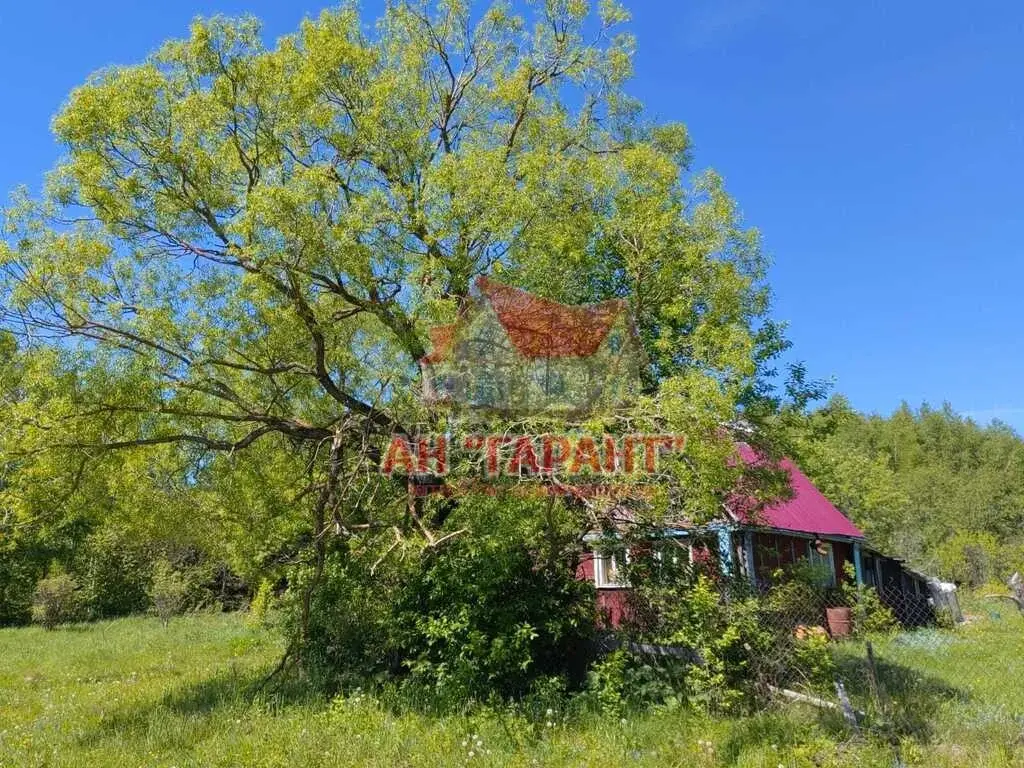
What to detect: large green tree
<box><xmin>1</xmin><ymin>1</ymin><xmax>789</xmax><ymax>661</ymax></box>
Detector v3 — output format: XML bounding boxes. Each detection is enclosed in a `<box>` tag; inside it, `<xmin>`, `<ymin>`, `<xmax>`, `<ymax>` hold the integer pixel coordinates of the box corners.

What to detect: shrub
<box><xmin>74</xmin><ymin>527</ymin><xmax>152</xmax><ymax>619</ymax></box>
<box><xmin>934</xmin><ymin>605</ymin><xmax>957</xmax><ymax>630</ymax></box>
<box><xmin>791</xmin><ymin>627</ymin><xmax>835</xmax><ymax>689</ymax></box>
<box><xmin>852</xmin><ymin>586</ymin><xmax>898</xmax><ymax>636</ymax></box>
<box><xmin>837</xmin><ymin>563</ymin><xmax>898</xmax><ymax>636</ymax></box>
<box><xmin>761</xmin><ymin>567</ymin><xmax>830</xmax><ymax>629</ymax></box>
<box><xmin>392</xmin><ymin>536</ymin><xmax>595</xmax><ymax>702</ymax></box>
<box><xmin>247</xmin><ymin>579</ymin><xmax>277</xmax><ymax>626</ymax></box>
<box><xmin>935</xmin><ymin>531</ymin><xmax>1004</xmax><ymax>588</ymax></box>
<box><xmin>149</xmin><ymin>558</ymin><xmax>190</xmax><ymax>626</ymax></box>
<box><xmin>583</xmin><ymin>649</ymin><xmax>629</xmax><ymax>716</ymax></box>
<box><xmin>31</xmin><ymin>572</ymin><xmax>85</xmax><ymax>629</ymax></box>
<box><xmin>0</xmin><ymin>547</ymin><xmax>44</xmax><ymax>626</ymax></box>
<box><xmin>622</xmin><ymin>548</ymin><xmax>776</xmax><ymax>712</ymax></box>
<box><xmin>298</xmin><ymin>494</ymin><xmax>596</xmax><ymax>705</ymax></box>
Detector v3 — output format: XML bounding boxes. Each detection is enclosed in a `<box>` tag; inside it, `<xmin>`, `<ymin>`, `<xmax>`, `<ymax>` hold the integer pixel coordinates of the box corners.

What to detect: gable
<box><xmin>733</xmin><ymin>443</ymin><xmax>864</xmax><ymax>539</ymax></box>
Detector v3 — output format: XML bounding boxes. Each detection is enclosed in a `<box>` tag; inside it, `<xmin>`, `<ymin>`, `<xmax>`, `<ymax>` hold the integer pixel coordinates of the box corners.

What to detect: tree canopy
<box><xmin>1</xmin><ymin>0</ymin><xmax>784</xmax><ymax>547</ymax></box>
<box><xmin>0</xmin><ymin>1</ymin><xmax>791</xmax><ymax>672</ymax></box>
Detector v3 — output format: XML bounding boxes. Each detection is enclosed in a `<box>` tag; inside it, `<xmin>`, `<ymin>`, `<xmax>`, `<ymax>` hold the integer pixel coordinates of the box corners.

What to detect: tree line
<box><xmin>792</xmin><ymin>397</ymin><xmax>1024</xmax><ymax>587</ymax></box>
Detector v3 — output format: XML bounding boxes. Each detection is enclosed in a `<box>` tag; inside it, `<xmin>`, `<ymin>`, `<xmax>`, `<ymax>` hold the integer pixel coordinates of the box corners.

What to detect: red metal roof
<box><xmin>733</xmin><ymin>443</ymin><xmax>864</xmax><ymax>539</ymax></box>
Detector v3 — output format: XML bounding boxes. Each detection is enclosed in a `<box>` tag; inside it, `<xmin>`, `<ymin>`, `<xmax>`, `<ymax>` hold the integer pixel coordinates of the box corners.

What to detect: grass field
<box><xmin>0</xmin><ymin>601</ymin><xmax>1021</xmax><ymax>767</ymax></box>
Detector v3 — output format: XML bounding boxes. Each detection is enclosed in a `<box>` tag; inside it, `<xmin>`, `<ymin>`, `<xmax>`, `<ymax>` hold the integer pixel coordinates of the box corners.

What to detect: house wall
<box><xmin>577</xmin><ymin>552</ymin><xmax>630</xmax><ymax>627</ymax></box>
<box><xmin>578</xmin><ymin>533</ymin><xmax>938</xmax><ymax>631</ymax></box>
<box><xmin>832</xmin><ymin>540</ymin><xmax>853</xmax><ymax>584</ymax></box>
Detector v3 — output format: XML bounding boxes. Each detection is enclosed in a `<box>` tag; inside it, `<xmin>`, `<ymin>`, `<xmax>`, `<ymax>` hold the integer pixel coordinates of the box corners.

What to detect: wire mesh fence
<box><xmin>615</xmin><ymin>575</ymin><xmax>1024</xmax><ymax>765</ymax></box>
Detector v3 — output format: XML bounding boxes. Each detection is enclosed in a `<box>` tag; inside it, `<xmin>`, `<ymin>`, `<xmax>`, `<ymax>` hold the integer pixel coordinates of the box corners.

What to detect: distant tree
<box><xmin>795</xmin><ymin>398</ymin><xmax>1024</xmax><ymax>580</ymax></box>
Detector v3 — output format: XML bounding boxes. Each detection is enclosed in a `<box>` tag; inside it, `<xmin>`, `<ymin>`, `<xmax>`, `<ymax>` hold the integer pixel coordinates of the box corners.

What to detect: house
<box><xmin>580</xmin><ymin>445</ymin><xmax>934</xmax><ymax>627</ymax></box>
<box><xmin>420</xmin><ymin>277</ymin><xmax>644</xmax><ymax>415</ymax></box>
<box><xmin>416</xmin><ymin>276</ymin><xmax>935</xmax><ymax>628</ymax></box>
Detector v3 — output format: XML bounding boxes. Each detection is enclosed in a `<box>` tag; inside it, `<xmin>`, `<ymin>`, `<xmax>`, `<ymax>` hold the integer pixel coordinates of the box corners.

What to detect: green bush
<box><xmin>583</xmin><ymin>649</ymin><xmax>629</xmax><ymax>716</ymax></box>
<box><xmin>0</xmin><ymin>516</ymin><xmax>91</xmax><ymax>626</ymax></box>
<box><xmin>298</xmin><ymin>495</ymin><xmax>596</xmax><ymax>705</ymax></box>
<box><xmin>853</xmin><ymin>587</ymin><xmax>898</xmax><ymax>636</ymax></box>
<box><xmin>791</xmin><ymin>628</ymin><xmax>835</xmax><ymax>689</ymax></box>
<box><xmin>622</xmin><ymin>546</ymin><xmax>777</xmax><ymax>712</ymax></box>
<box><xmin>148</xmin><ymin>559</ymin><xmax>191</xmax><ymax>626</ymax></box>
<box><xmin>837</xmin><ymin>563</ymin><xmax>898</xmax><ymax>636</ymax></box>
<box><xmin>247</xmin><ymin>579</ymin><xmax>277</xmax><ymax>626</ymax></box>
<box><xmin>31</xmin><ymin>571</ymin><xmax>85</xmax><ymax>629</ymax></box>
<box><xmin>0</xmin><ymin>547</ymin><xmax>45</xmax><ymax>626</ymax></box>
<box><xmin>934</xmin><ymin>531</ymin><xmax>1005</xmax><ymax>588</ymax></box>
<box><xmin>74</xmin><ymin>527</ymin><xmax>152</xmax><ymax>619</ymax></box>
<box><xmin>394</xmin><ymin>537</ymin><xmax>595</xmax><ymax>702</ymax></box>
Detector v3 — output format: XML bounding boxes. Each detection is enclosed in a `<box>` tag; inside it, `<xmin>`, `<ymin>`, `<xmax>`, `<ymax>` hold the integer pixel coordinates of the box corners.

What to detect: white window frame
<box><xmin>594</xmin><ymin>549</ymin><xmax>629</xmax><ymax>588</ymax></box>
<box><xmin>806</xmin><ymin>540</ymin><xmax>837</xmax><ymax>587</ymax></box>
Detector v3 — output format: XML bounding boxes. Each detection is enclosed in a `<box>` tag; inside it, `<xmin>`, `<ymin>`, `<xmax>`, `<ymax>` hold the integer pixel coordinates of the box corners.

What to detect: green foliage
<box><xmin>0</xmin><ymin>539</ymin><xmax>48</xmax><ymax>626</ymax></box>
<box><xmin>794</xmin><ymin>398</ymin><xmax>1024</xmax><ymax>582</ymax></box>
<box><xmin>582</xmin><ymin>649</ymin><xmax>629</xmax><ymax>715</ymax></box>
<box><xmin>2</xmin><ymin>612</ymin><xmax>1024</xmax><ymax>767</ymax></box>
<box><xmin>0</xmin><ymin>0</ymin><xmax>797</xmax><ymax>698</ymax></box>
<box><xmin>853</xmin><ymin>588</ymin><xmax>898</xmax><ymax>636</ymax></box>
<box><xmin>761</xmin><ymin>565</ymin><xmax>831</xmax><ymax>629</ymax></box>
<box><xmin>622</xmin><ymin>547</ymin><xmax>777</xmax><ymax>711</ymax></box>
<box><xmin>791</xmin><ymin>629</ymin><xmax>835</xmax><ymax>689</ymax></box>
<box><xmin>934</xmin><ymin>530</ymin><xmax>1007</xmax><ymax>588</ymax></box>
<box><xmin>247</xmin><ymin>579</ymin><xmax>276</xmax><ymax>626</ymax></box>
<box><xmin>74</xmin><ymin>527</ymin><xmax>153</xmax><ymax>619</ymax></box>
<box><xmin>300</xmin><ymin>494</ymin><xmax>595</xmax><ymax>704</ymax></box>
<box><xmin>837</xmin><ymin>562</ymin><xmax>898</xmax><ymax>636</ymax></box>
<box><xmin>30</xmin><ymin>571</ymin><xmax>85</xmax><ymax>629</ymax></box>
<box><xmin>394</xmin><ymin>541</ymin><xmax>593</xmax><ymax>702</ymax></box>
<box><xmin>148</xmin><ymin>558</ymin><xmax>191</xmax><ymax>626</ymax></box>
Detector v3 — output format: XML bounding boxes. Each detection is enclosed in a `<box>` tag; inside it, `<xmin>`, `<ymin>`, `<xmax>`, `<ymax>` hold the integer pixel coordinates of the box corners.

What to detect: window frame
<box><xmin>593</xmin><ymin>548</ymin><xmax>629</xmax><ymax>588</ymax></box>
<box><xmin>806</xmin><ymin>539</ymin><xmax>837</xmax><ymax>587</ymax></box>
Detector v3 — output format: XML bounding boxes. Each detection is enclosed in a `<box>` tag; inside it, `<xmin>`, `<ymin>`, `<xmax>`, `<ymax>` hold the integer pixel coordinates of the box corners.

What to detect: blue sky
<box><xmin>1</xmin><ymin>1</ymin><xmax>1021</xmax><ymax>429</ymax></box>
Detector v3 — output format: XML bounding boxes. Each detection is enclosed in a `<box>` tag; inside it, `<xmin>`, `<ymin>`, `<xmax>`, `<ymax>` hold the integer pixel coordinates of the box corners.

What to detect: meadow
<box><xmin>1</xmin><ymin>599</ymin><xmax>1021</xmax><ymax>767</ymax></box>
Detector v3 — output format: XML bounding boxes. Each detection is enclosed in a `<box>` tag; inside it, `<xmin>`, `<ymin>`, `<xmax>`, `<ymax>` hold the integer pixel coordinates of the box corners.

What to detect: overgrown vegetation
<box><xmin>1</xmin><ymin>0</ymin><xmax>1022</xmax><ymax>746</ymax></box>
<box><xmin>294</xmin><ymin>494</ymin><xmax>597</xmax><ymax>702</ymax></box>
<box><xmin>0</xmin><ymin>0</ymin><xmax>802</xmax><ymax>699</ymax></box>
<box><xmin>30</xmin><ymin>571</ymin><xmax>85</xmax><ymax>629</ymax></box>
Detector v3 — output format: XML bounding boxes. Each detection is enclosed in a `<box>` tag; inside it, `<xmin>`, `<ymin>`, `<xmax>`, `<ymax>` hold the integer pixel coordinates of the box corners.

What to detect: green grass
<box><xmin>832</xmin><ymin>595</ymin><xmax>1024</xmax><ymax>765</ymax></box>
<box><xmin>0</xmin><ymin>604</ymin><xmax>1021</xmax><ymax>767</ymax></box>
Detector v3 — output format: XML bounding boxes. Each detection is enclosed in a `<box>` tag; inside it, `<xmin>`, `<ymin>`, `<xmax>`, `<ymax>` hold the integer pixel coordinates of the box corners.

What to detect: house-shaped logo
<box><xmin>420</xmin><ymin>277</ymin><xmax>644</xmax><ymax>415</ymax></box>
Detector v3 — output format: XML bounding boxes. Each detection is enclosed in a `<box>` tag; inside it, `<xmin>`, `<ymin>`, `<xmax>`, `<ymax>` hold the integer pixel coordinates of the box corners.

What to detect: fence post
<box><xmin>864</xmin><ymin>640</ymin><xmax>888</xmax><ymax>712</ymax></box>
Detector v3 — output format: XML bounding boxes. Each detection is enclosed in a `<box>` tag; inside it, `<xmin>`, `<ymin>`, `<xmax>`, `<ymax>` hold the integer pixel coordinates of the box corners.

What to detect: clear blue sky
<box><xmin>1</xmin><ymin>1</ymin><xmax>1022</xmax><ymax>429</ymax></box>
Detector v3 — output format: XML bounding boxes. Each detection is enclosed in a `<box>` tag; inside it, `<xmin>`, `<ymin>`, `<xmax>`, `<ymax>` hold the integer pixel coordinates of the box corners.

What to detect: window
<box><xmin>653</xmin><ymin>548</ymin><xmax>681</xmax><ymax>566</ymax></box>
<box><xmin>594</xmin><ymin>549</ymin><xmax>629</xmax><ymax>588</ymax></box>
<box><xmin>806</xmin><ymin>540</ymin><xmax>836</xmax><ymax>587</ymax></box>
